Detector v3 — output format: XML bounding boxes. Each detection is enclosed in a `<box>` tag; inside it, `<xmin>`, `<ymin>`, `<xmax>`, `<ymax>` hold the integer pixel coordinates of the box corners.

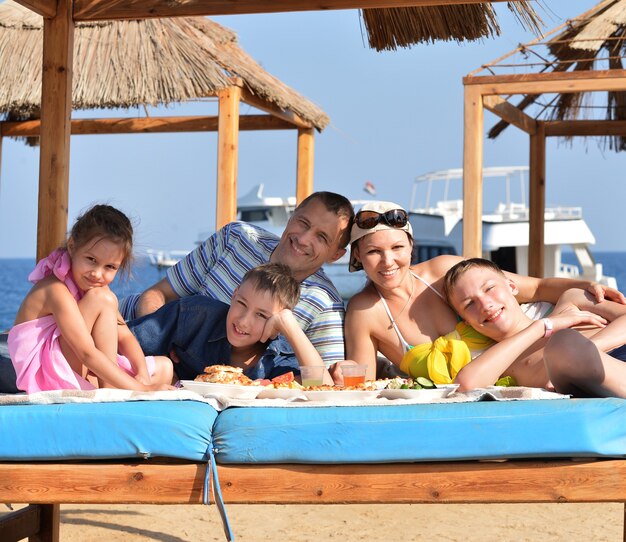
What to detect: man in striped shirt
<box><xmin>124</xmin><ymin>192</ymin><xmax>354</xmax><ymax>370</ymax></box>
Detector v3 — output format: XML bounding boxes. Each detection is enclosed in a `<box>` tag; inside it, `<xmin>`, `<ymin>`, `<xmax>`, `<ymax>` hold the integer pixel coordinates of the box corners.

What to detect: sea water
<box><xmin>0</xmin><ymin>257</ymin><xmax>165</xmax><ymax>331</ymax></box>
<box><xmin>1</xmin><ymin>252</ymin><xmax>626</xmax><ymax>331</ymax></box>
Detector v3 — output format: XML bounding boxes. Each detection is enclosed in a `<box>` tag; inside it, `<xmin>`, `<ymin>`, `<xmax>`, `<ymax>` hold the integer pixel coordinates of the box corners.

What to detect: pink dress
<box><xmin>7</xmin><ymin>249</ymin><xmax>155</xmax><ymax>393</ymax></box>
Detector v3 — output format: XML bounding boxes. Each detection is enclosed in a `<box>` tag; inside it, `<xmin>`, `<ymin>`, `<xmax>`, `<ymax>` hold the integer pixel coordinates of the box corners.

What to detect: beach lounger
<box><xmin>1</xmin><ymin>394</ymin><xmax>626</xmax><ymax>541</ymax></box>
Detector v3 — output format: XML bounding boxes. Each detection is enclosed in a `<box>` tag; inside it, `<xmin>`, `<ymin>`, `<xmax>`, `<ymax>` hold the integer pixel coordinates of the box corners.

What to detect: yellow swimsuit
<box><xmin>378</xmin><ymin>272</ymin><xmax>494</xmax><ymax>385</ymax></box>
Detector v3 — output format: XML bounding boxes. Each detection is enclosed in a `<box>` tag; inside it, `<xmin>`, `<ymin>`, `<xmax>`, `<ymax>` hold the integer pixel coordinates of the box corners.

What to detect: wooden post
<box><xmin>528</xmin><ymin>121</ymin><xmax>546</xmax><ymax>278</ymax></box>
<box><xmin>37</xmin><ymin>0</ymin><xmax>74</xmax><ymax>262</ymax></box>
<box><xmin>216</xmin><ymin>85</ymin><xmax>241</xmax><ymax>230</ymax></box>
<box><xmin>296</xmin><ymin>127</ymin><xmax>314</xmax><ymax>204</ymax></box>
<box><xmin>34</xmin><ymin>504</ymin><xmax>60</xmax><ymax>542</ymax></box>
<box><xmin>462</xmin><ymin>85</ymin><xmax>484</xmax><ymax>258</ymax></box>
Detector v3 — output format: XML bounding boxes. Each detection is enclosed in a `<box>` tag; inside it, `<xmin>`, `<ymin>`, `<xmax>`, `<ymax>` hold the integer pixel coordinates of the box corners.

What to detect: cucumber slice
<box><xmin>416</xmin><ymin>377</ymin><xmax>435</xmax><ymax>389</ymax></box>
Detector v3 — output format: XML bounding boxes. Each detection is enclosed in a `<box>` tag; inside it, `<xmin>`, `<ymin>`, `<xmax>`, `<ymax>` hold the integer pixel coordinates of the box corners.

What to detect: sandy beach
<box><xmin>5</xmin><ymin>502</ymin><xmax>622</xmax><ymax>541</ymax></box>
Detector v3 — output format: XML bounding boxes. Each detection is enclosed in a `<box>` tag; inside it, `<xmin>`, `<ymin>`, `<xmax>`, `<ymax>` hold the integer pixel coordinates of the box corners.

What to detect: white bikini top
<box><xmin>376</xmin><ymin>271</ymin><xmax>445</xmax><ymax>353</ymax></box>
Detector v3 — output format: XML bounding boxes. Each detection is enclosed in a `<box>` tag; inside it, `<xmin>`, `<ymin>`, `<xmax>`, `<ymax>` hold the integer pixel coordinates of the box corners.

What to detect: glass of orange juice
<box><xmin>341</xmin><ymin>365</ymin><xmax>366</xmax><ymax>387</ymax></box>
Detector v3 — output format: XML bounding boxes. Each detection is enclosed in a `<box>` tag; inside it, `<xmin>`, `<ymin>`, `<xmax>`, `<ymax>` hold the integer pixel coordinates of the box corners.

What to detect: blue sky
<box><xmin>1</xmin><ymin>0</ymin><xmax>624</xmax><ymax>258</ymax></box>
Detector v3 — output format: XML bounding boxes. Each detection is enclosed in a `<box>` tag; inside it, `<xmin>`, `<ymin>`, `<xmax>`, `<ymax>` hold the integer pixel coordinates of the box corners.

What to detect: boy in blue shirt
<box><xmin>129</xmin><ymin>263</ymin><xmax>333</xmax><ymax>384</ymax></box>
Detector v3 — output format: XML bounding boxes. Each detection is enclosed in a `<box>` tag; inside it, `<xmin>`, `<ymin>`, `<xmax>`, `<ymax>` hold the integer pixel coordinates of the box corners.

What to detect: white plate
<box><xmin>180</xmin><ymin>380</ymin><xmax>263</xmax><ymax>399</ymax></box>
<box><xmin>302</xmin><ymin>390</ymin><xmax>380</xmax><ymax>403</ymax></box>
<box><xmin>379</xmin><ymin>384</ymin><xmax>459</xmax><ymax>401</ymax></box>
<box><xmin>257</xmin><ymin>387</ymin><xmax>307</xmax><ymax>400</ymax></box>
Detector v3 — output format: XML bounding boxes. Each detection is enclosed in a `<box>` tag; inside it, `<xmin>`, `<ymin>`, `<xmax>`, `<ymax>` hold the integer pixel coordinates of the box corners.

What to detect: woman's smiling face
<box><xmin>353</xmin><ymin>229</ymin><xmax>413</xmax><ymax>289</ymax></box>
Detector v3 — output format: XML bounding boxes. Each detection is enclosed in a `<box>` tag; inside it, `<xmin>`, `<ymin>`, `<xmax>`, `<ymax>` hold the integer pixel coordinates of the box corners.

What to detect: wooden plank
<box><xmin>216</xmin><ymin>86</ymin><xmax>241</xmax><ymax>230</ymax></box>
<box><xmin>482</xmin><ymin>95</ymin><xmax>537</xmax><ymax>135</ymax></box>
<box><xmin>37</xmin><ymin>0</ymin><xmax>74</xmax><ymax>262</ymax></box>
<box><xmin>2</xmin><ymin>460</ymin><xmax>626</xmax><ymax>504</ymax></box>
<box><xmin>296</xmin><ymin>128</ymin><xmax>315</xmax><ymax>205</ymax></box>
<box><xmin>240</xmin><ymin>88</ymin><xmax>313</xmax><ymax>130</ymax></box>
<box><xmin>0</xmin><ymin>505</ymin><xmax>42</xmax><ymax>542</ymax></box>
<box><xmin>464</xmin><ymin>70</ymin><xmax>626</xmax><ymax>96</ymax></box>
<box><xmin>544</xmin><ymin>120</ymin><xmax>626</xmax><ymax>137</ymax></box>
<box><xmin>462</xmin><ymin>85</ymin><xmax>483</xmax><ymax>258</ymax></box>
<box><xmin>13</xmin><ymin>0</ymin><xmax>56</xmax><ymax>18</ymax></box>
<box><xmin>528</xmin><ymin>122</ymin><xmax>546</xmax><ymax>278</ymax></box>
<box><xmin>72</xmin><ymin>0</ymin><xmax>511</xmax><ymax>21</ymax></box>
<box><xmin>1</xmin><ymin>115</ymin><xmax>294</xmax><ymax>137</ymax></box>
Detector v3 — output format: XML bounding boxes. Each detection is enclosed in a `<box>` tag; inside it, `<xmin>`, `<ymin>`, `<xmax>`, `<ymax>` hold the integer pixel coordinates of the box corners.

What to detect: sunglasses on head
<box><xmin>355</xmin><ymin>209</ymin><xmax>409</xmax><ymax>230</ymax></box>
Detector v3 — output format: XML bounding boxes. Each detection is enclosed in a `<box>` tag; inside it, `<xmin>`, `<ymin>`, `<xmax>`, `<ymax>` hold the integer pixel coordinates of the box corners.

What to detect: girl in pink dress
<box><xmin>8</xmin><ymin>205</ymin><xmax>174</xmax><ymax>393</ymax></box>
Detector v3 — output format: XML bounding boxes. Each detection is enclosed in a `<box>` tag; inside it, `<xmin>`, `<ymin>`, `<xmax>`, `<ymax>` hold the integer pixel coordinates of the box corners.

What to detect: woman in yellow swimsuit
<box><xmin>344</xmin><ymin>201</ymin><xmax>625</xmax><ymax>383</ymax></box>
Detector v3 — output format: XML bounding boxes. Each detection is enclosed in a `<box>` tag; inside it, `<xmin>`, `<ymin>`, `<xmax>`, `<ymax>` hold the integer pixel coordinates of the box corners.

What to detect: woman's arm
<box><xmin>509</xmin><ymin>273</ymin><xmax>625</xmax><ymax>305</ymax></box>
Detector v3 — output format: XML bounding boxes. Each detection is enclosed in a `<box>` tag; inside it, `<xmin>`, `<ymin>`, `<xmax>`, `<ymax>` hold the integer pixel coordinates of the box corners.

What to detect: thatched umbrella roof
<box><xmin>0</xmin><ymin>0</ymin><xmax>329</xmax><ymax>130</ymax></box>
<box><xmin>361</xmin><ymin>1</ymin><xmax>542</xmax><ymax>51</ymax></box>
<box><xmin>480</xmin><ymin>0</ymin><xmax>626</xmax><ymax>150</ymax></box>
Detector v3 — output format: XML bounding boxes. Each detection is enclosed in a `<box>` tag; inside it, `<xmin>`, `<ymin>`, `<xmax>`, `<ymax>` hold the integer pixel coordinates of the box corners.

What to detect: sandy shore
<box><xmin>5</xmin><ymin>502</ymin><xmax>622</xmax><ymax>541</ymax></box>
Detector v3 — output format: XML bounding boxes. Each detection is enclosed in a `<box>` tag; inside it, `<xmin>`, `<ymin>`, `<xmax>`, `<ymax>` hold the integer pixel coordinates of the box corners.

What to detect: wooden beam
<box><xmin>0</xmin><ymin>115</ymin><xmax>294</xmax><ymax>137</ymax></box>
<box><xmin>240</xmin><ymin>88</ymin><xmax>313</xmax><ymax>130</ymax></box>
<box><xmin>0</xmin><ymin>505</ymin><xmax>43</xmax><ymax>542</ymax></box>
<box><xmin>216</xmin><ymin>86</ymin><xmax>241</xmax><ymax>230</ymax></box>
<box><xmin>482</xmin><ymin>95</ymin><xmax>537</xmax><ymax>135</ymax></box>
<box><xmin>464</xmin><ymin>70</ymin><xmax>626</xmax><ymax>96</ymax></box>
<box><xmin>296</xmin><ymin>128</ymin><xmax>315</xmax><ymax>205</ymax></box>
<box><xmin>545</xmin><ymin>120</ymin><xmax>626</xmax><ymax>137</ymax></box>
<box><xmin>528</xmin><ymin>121</ymin><xmax>546</xmax><ymax>279</ymax></box>
<box><xmin>37</xmin><ymin>0</ymin><xmax>74</xmax><ymax>262</ymax></box>
<box><xmin>13</xmin><ymin>0</ymin><xmax>57</xmax><ymax>18</ymax></box>
<box><xmin>72</xmin><ymin>0</ymin><xmax>511</xmax><ymax>21</ymax></box>
<box><xmin>2</xmin><ymin>459</ymin><xmax>626</xmax><ymax>504</ymax></box>
<box><xmin>462</xmin><ymin>85</ymin><xmax>483</xmax><ymax>259</ymax></box>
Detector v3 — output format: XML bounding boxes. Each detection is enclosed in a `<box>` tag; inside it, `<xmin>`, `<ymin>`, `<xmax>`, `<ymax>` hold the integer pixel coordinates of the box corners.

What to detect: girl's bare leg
<box><xmin>59</xmin><ymin>287</ymin><xmax>120</xmax><ymax>386</ymax></box>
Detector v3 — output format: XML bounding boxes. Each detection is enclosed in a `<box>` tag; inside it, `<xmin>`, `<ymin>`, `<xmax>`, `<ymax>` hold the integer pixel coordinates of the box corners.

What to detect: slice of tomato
<box><xmin>257</xmin><ymin>379</ymin><xmax>272</xmax><ymax>387</ymax></box>
<box><xmin>271</xmin><ymin>372</ymin><xmax>295</xmax><ymax>384</ymax></box>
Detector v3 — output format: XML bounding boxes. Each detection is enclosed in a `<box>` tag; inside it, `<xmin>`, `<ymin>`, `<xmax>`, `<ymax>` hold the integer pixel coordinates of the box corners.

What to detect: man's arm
<box><xmin>135</xmin><ymin>278</ymin><xmax>180</xmax><ymax>318</ymax></box>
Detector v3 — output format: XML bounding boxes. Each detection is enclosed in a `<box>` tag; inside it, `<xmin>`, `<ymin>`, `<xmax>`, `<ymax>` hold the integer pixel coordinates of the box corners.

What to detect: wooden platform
<box><xmin>2</xmin><ymin>458</ymin><xmax>626</xmax><ymax>541</ymax></box>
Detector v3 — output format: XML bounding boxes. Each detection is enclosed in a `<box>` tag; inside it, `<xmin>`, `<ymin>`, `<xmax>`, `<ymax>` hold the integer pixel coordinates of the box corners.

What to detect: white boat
<box><xmin>145</xmin><ymin>249</ymin><xmax>193</xmax><ymax>270</ymax></box>
<box><xmin>408</xmin><ymin>166</ymin><xmax>616</xmax><ymax>288</ymax></box>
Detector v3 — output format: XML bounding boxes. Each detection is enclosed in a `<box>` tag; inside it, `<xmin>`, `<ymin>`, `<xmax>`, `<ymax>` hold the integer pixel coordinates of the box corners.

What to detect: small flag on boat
<box><xmin>363</xmin><ymin>181</ymin><xmax>376</xmax><ymax>196</ymax></box>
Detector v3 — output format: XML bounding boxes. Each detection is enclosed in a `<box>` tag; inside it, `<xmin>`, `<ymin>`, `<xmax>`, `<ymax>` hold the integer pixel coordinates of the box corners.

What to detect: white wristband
<box><xmin>542</xmin><ymin>318</ymin><xmax>553</xmax><ymax>338</ymax></box>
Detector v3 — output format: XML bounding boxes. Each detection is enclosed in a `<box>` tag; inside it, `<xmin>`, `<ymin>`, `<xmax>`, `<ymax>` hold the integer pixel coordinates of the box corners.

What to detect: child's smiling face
<box><xmin>226</xmin><ymin>281</ymin><xmax>283</xmax><ymax>348</ymax></box>
<box><xmin>449</xmin><ymin>266</ymin><xmax>521</xmax><ymax>341</ymax></box>
<box><xmin>68</xmin><ymin>236</ymin><xmax>125</xmax><ymax>292</ymax></box>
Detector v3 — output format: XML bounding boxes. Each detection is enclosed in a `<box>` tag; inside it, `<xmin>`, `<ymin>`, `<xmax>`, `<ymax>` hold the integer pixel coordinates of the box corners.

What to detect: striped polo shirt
<box><xmin>166</xmin><ymin>222</ymin><xmax>346</xmax><ymax>365</ymax></box>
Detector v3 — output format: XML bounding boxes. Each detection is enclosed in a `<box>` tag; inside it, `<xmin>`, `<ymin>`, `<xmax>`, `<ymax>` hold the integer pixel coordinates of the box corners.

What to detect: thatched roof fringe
<box><xmin>0</xmin><ymin>1</ymin><xmax>329</xmax><ymax>131</ymax></box>
<box><xmin>360</xmin><ymin>1</ymin><xmax>541</xmax><ymax>52</ymax></box>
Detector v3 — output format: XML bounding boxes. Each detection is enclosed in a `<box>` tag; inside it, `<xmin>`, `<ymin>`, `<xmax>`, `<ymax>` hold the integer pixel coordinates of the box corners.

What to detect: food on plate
<box><xmin>304</xmin><ymin>381</ymin><xmax>378</xmax><ymax>392</ymax></box>
<box><xmin>194</xmin><ymin>365</ymin><xmax>255</xmax><ymax>386</ymax></box>
<box><xmin>385</xmin><ymin>376</ymin><xmax>438</xmax><ymax>390</ymax></box>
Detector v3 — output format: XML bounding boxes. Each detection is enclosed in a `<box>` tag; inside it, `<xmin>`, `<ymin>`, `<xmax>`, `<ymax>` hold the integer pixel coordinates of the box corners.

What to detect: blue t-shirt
<box><xmin>127</xmin><ymin>296</ymin><xmax>300</xmax><ymax>381</ymax></box>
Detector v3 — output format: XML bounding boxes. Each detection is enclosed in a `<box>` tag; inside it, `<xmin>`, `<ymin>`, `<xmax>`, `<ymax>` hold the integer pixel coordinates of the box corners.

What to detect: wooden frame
<box><xmin>2</xmin><ymin>458</ymin><xmax>626</xmax><ymax>541</ymax></box>
<box><xmin>463</xmin><ymin>64</ymin><xmax>626</xmax><ymax>276</ymax></box>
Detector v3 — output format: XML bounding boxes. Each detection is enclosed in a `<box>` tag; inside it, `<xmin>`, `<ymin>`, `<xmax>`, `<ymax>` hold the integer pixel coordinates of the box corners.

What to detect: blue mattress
<box><xmin>0</xmin><ymin>400</ymin><xmax>217</xmax><ymax>461</ymax></box>
<box><xmin>2</xmin><ymin>398</ymin><xmax>625</xmax><ymax>465</ymax></box>
<box><xmin>213</xmin><ymin>398</ymin><xmax>626</xmax><ymax>463</ymax></box>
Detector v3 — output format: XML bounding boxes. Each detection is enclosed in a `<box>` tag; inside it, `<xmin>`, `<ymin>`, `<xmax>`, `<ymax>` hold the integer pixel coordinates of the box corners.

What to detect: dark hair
<box><xmin>296</xmin><ymin>191</ymin><xmax>355</xmax><ymax>248</ymax></box>
<box><xmin>241</xmin><ymin>263</ymin><xmax>300</xmax><ymax>310</ymax></box>
<box><xmin>443</xmin><ymin>258</ymin><xmax>506</xmax><ymax>306</ymax></box>
<box><xmin>66</xmin><ymin>204</ymin><xmax>134</xmax><ymax>275</ymax></box>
